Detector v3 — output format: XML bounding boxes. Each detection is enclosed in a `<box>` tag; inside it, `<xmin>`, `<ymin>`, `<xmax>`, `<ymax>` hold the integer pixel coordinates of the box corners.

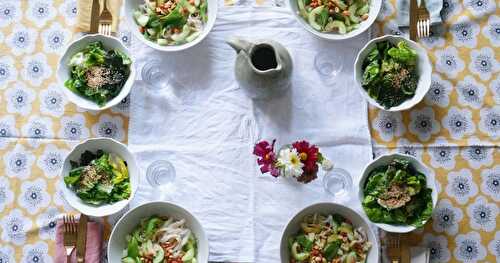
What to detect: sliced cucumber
<box><xmin>348</xmin><ymin>3</ymin><xmax>361</xmax><ymax>23</ymax></box>
<box><xmin>308</xmin><ymin>6</ymin><xmax>325</xmax><ymax>31</ymax></box>
<box><xmin>135</xmin><ymin>14</ymin><xmax>149</xmax><ymax>27</ymax></box>
<box><xmin>186</xmin><ymin>31</ymin><xmax>201</xmax><ymax>42</ymax></box>
<box><xmin>152</xmin><ymin>246</ymin><xmax>164</xmax><ymax>263</ymax></box>
<box><xmin>157</xmin><ymin>38</ymin><xmax>169</xmax><ymax>45</ymax></box>
<box><xmin>180</xmin><ymin>0</ymin><xmax>196</xmax><ymax>13</ymax></box>
<box><xmin>356</xmin><ymin>3</ymin><xmax>369</xmax><ymax>15</ymax></box>
<box><xmin>182</xmin><ymin>248</ymin><xmax>195</xmax><ymax>261</ymax></box>
<box><xmin>325</xmin><ymin>20</ymin><xmax>347</xmax><ymax>34</ymax></box>
<box><xmin>333</xmin><ymin>0</ymin><xmax>348</xmax><ymax>10</ymax></box>
<box><xmin>346</xmin><ymin>23</ymin><xmax>359</xmax><ymax>32</ymax></box>
<box><xmin>297</xmin><ymin>0</ymin><xmax>307</xmax><ymax>18</ymax></box>
<box><xmin>146</xmin><ymin>28</ymin><xmax>157</xmax><ymax>36</ymax></box>
<box><xmin>171</xmin><ymin>24</ymin><xmax>191</xmax><ymax>43</ymax></box>
<box><xmin>195</xmin><ymin>0</ymin><xmax>201</xmax><ymax>6</ymax></box>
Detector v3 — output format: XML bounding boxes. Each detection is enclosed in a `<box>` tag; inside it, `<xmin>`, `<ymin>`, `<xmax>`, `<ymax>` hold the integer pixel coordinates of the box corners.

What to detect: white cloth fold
<box><xmin>128</xmin><ymin>6</ymin><xmax>373</xmax><ymax>262</ymax></box>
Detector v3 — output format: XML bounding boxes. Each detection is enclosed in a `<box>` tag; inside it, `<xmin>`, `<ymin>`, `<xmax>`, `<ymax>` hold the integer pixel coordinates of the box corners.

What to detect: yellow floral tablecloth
<box><xmin>0</xmin><ymin>0</ymin><xmax>499</xmax><ymax>262</ymax></box>
<box><xmin>0</xmin><ymin>1</ymin><xmax>130</xmax><ymax>261</ymax></box>
<box><xmin>370</xmin><ymin>0</ymin><xmax>500</xmax><ymax>262</ymax></box>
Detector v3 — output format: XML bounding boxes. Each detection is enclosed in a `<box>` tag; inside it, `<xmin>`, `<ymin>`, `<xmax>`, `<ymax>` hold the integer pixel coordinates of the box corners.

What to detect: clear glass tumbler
<box><xmin>322</xmin><ymin>167</ymin><xmax>353</xmax><ymax>199</ymax></box>
<box><xmin>145</xmin><ymin>160</ymin><xmax>176</xmax><ymax>200</ymax></box>
<box><xmin>314</xmin><ymin>53</ymin><xmax>344</xmax><ymax>78</ymax></box>
<box><xmin>141</xmin><ymin>59</ymin><xmax>171</xmax><ymax>90</ymax></box>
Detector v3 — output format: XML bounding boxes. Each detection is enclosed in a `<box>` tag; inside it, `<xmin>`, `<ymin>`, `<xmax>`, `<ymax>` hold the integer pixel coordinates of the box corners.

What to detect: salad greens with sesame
<box><xmin>361</xmin><ymin>158</ymin><xmax>433</xmax><ymax>227</ymax></box>
<box><xmin>65</xmin><ymin>41</ymin><xmax>131</xmax><ymax>106</ymax></box>
<box><xmin>64</xmin><ymin>149</ymin><xmax>131</xmax><ymax>205</ymax></box>
<box><xmin>361</xmin><ymin>40</ymin><xmax>419</xmax><ymax>109</ymax></box>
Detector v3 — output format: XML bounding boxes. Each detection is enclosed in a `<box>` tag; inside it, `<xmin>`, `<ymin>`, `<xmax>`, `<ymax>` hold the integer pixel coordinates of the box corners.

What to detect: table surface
<box><xmin>0</xmin><ymin>0</ymin><xmax>498</xmax><ymax>262</ymax></box>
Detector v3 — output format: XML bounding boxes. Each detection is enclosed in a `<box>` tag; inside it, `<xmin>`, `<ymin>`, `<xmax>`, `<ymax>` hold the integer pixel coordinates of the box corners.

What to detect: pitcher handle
<box><xmin>226</xmin><ymin>37</ymin><xmax>253</xmax><ymax>53</ymax></box>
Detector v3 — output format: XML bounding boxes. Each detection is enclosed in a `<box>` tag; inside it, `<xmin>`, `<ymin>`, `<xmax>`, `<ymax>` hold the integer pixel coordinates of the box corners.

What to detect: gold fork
<box><xmin>98</xmin><ymin>0</ymin><xmax>113</xmax><ymax>36</ymax></box>
<box><xmin>416</xmin><ymin>0</ymin><xmax>431</xmax><ymax>38</ymax></box>
<box><xmin>386</xmin><ymin>233</ymin><xmax>401</xmax><ymax>263</ymax></box>
<box><xmin>63</xmin><ymin>214</ymin><xmax>78</xmax><ymax>263</ymax></box>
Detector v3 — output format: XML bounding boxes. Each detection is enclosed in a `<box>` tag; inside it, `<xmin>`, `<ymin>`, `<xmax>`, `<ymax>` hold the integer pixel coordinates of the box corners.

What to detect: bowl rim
<box><xmin>57</xmin><ymin>34</ymin><xmax>136</xmax><ymax>111</ymax></box>
<box><xmin>287</xmin><ymin>0</ymin><xmax>382</xmax><ymax>41</ymax></box>
<box><xmin>124</xmin><ymin>0</ymin><xmax>218</xmax><ymax>52</ymax></box>
<box><xmin>279</xmin><ymin>202</ymin><xmax>380</xmax><ymax>262</ymax></box>
<box><xmin>358</xmin><ymin>153</ymin><xmax>438</xmax><ymax>233</ymax></box>
<box><xmin>60</xmin><ymin>137</ymin><xmax>139</xmax><ymax>217</ymax></box>
<box><xmin>353</xmin><ymin>35</ymin><xmax>432</xmax><ymax>112</ymax></box>
<box><xmin>107</xmin><ymin>201</ymin><xmax>209</xmax><ymax>261</ymax></box>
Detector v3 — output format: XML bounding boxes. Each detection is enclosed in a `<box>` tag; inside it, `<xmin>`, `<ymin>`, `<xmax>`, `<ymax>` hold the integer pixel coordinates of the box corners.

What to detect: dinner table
<box><xmin>0</xmin><ymin>0</ymin><xmax>498</xmax><ymax>262</ymax></box>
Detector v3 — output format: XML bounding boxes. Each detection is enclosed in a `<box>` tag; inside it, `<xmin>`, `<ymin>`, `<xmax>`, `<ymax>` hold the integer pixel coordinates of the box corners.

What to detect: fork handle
<box><xmin>409</xmin><ymin>0</ymin><xmax>418</xmax><ymax>41</ymax></box>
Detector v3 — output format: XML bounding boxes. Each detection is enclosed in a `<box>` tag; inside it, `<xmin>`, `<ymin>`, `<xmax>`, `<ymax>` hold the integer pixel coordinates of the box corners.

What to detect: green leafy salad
<box><xmin>64</xmin><ymin>150</ymin><xmax>131</xmax><ymax>205</ymax></box>
<box><xmin>361</xmin><ymin>158</ymin><xmax>433</xmax><ymax>227</ymax></box>
<box><xmin>361</xmin><ymin>40</ymin><xmax>419</xmax><ymax>109</ymax></box>
<box><xmin>134</xmin><ymin>0</ymin><xmax>207</xmax><ymax>46</ymax></box>
<box><xmin>297</xmin><ymin>0</ymin><xmax>370</xmax><ymax>34</ymax></box>
<box><xmin>123</xmin><ymin>216</ymin><xmax>197</xmax><ymax>263</ymax></box>
<box><xmin>65</xmin><ymin>41</ymin><xmax>131</xmax><ymax>106</ymax></box>
<box><xmin>288</xmin><ymin>213</ymin><xmax>371</xmax><ymax>263</ymax></box>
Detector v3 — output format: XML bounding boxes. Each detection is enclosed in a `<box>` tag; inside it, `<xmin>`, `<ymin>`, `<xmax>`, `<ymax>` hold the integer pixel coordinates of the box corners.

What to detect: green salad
<box><xmin>288</xmin><ymin>213</ymin><xmax>371</xmax><ymax>263</ymax></box>
<box><xmin>65</xmin><ymin>41</ymin><xmax>131</xmax><ymax>106</ymax></box>
<box><xmin>133</xmin><ymin>0</ymin><xmax>207</xmax><ymax>46</ymax></box>
<box><xmin>361</xmin><ymin>40</ymin><xmax>419</xmax><ymax>109</ymax></box>
<box><xmin>123</xmin><ymin>216</ymin><xmax>197</xmax><ymax>263</ymax></box>
<box><xmin>64</xmin><ymin>150</ymin><xmax>131</xmax><ymax>205</ymax></box>
<box><xmin>361</xmin><ymin>158</ymin><xmax>433</xmax><ymax>227</ymax></box>
<box><xmin>297</xmin><ymin>0</ymin><xmax>370</xmax><ymax>34</ymax></box>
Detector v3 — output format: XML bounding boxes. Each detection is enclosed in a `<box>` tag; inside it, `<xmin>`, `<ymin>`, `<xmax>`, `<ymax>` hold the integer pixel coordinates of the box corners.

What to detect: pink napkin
<box><xmin>55</xmin><ymin>219</ymin><xmax>103</xmax><ymax>263</ymax></box>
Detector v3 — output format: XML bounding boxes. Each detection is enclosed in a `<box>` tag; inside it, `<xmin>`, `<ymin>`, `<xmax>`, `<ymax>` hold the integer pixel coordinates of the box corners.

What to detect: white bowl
<box><xmin>57</xmin><ymin>34</ymin><xmax>136</xmax><ymax>111</ymax></box>
<box><xmin>60</xmin><ymin>138</ymin><xmax>139</xmax><ymax>217</ymax></box>
<box><xmin>358</xmin><ymin>153</ymin><xmax>438</xmax><ymax>233</ymax></box>
<box><xmin>354</xmin><ymin>35</ymin><xmax>432</xmax><ymax>111</ymax></box>
<box><xmin>125</xmin><ymin>0</ymin><xmax>218</xmax><ymax>52</ymax></box>
<box><xmin>288</xmin><ymin>0</ymin><xmax>381</xmax><ymax>40</ymax></box>
<box><xmin>280</xmin><ymin>202</ymin><xmax>379</xmax><ymax>263</ymax></box>
<box><xmin>108</xmin><ymin>201</ymin><xmax>209</xmax><ymax>262</ymax></box>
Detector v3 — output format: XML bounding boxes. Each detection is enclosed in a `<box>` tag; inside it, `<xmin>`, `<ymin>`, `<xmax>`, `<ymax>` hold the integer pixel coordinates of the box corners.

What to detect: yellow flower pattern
<box><xmin>0</xmin><ymin>0</ymin><xmax>128</xmax><ymax>261</ymax></box>
<box><xmin>0</xmin><ymin>0</ymin><xmax>498</xmax><ymax>262</ymax></box>
<box><xmin>371</xmin><ymin>0</ymin><xmax>500</xmax><ymax>261</ymax></box>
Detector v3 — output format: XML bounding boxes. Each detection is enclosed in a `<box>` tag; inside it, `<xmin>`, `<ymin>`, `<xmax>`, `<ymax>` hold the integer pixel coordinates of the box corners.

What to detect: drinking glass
<box><xmin>141</xmin><ymin>59</ymin><xmax>172</xmax><ymax>90</ymax></box>
<box><xmin>322</xmin><ymin>167</ymin><xmax>353</xmax><ymax>199</ymax></box>
<box><xmin>146</xmin><ymin>160</ymin><xmax>176</xmax><ymax>201</ymax></box>
<box><xmin>314</xmin><ymin>53</ymin><xmax>344</xmax><ymax>78</ymax></box>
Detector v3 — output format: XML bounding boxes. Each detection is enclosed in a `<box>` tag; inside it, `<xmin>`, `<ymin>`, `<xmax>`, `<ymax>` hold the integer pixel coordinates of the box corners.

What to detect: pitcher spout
<box><xmin>226</xmin><ymin>37</ymin><xmax>253</xmax><ymax>54</ymax></box>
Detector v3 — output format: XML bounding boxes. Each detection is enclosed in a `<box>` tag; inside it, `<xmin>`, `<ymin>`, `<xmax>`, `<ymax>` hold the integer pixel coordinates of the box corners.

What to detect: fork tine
<box><xmin>416</xmin><ymin>21</ymin><xmax>421</xmax><ymax>38</ymax></box>
<box><xmin>68</xmin><ymin>215</ymin><xmax>73</xmax><ymax>232</ymax></box>
<box><xmin>427</xmin><ymin>20</ymin><xmax>431</xmax><ymax>37</ymax></box>
<box><xmin>63</xmin><ymin>215</ymin><xmax>67</xmax><ymax>232</ymax></box>
<box><xmin>71</xmin><ymin>215</ymin><xmax>77</xmax><ymax>233</ymax></box>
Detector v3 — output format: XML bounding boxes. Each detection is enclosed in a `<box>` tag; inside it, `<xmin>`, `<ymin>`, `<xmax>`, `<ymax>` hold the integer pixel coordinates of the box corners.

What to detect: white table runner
<box><xmin>128</xmin><ymin>6</ymin><xmax>373</xmax><ymax>262</ymax></box>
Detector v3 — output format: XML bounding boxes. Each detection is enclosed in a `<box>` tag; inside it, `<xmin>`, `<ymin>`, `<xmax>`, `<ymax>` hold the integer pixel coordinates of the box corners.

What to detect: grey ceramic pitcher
<box><xmin>227</xmin><ymin>37</ymin><xmax>293</xmax><ymax>99</ymax></box>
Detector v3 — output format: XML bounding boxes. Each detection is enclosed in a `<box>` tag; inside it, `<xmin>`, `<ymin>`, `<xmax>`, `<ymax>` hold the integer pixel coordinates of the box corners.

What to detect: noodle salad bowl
<box><xmin>280</xmin><ymin>203</ymin><xmax>379</xmax><ymax>263</ymax></box>
<box><xmin>108</xmin><ymin>201</ymin><xmax>209</xmax><ymax>263</ymax></box>
<box><xmin>125</xmin><ymin>0</ymin><xmax>218</xmax><ymax>52</ymax></box>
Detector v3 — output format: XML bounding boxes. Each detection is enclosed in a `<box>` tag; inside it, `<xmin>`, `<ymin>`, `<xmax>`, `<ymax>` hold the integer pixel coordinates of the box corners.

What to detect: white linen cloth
<box><xmin>128</xmin><ymin>6</ymin><xmax>373</xmax><ymax>262</ymax></box>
